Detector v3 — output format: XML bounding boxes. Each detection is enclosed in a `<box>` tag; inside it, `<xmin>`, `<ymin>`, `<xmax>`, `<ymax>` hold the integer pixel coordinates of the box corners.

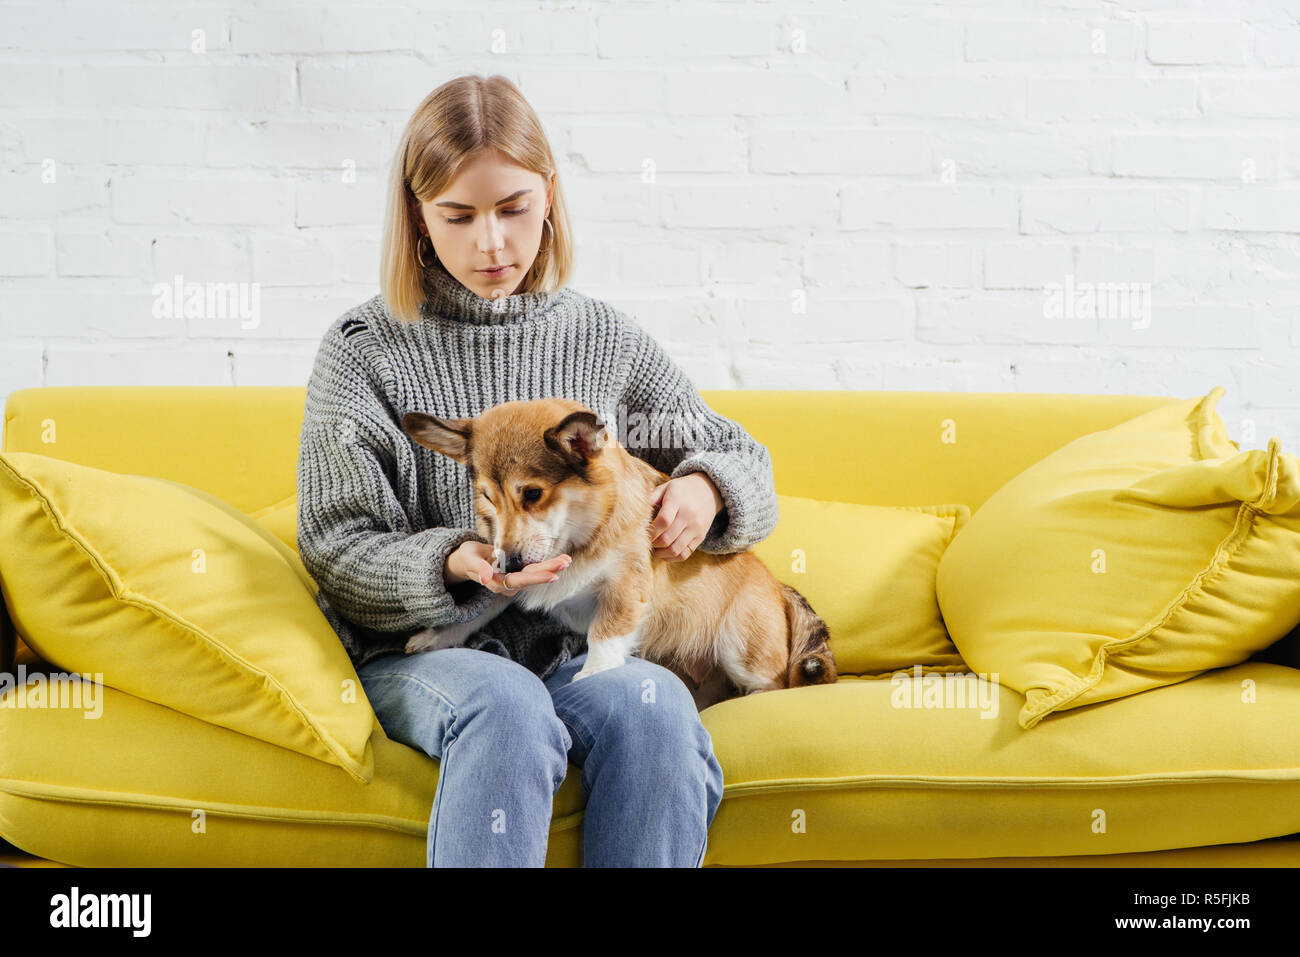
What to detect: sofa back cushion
<box><xmin>751</xmin><ymin>495</ymin><xmax>969</xmax><ymax>676</ymax></box>
<box><xmin>2</xmin><ymin>386</ymin><xmax>1177</xmax><ymax>556</ymax></box>
<box><xmin>937</xmin><ymin>386</ymin><xmax>1300</xmax><ymax>729</ymax></box>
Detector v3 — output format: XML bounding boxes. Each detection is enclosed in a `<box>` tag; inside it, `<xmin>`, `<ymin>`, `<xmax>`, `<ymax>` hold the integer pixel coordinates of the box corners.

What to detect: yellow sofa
<box><xmin>2</xmin><ymin>384</ymin><xmax>1300</xmax><ymax>868</ymax></box>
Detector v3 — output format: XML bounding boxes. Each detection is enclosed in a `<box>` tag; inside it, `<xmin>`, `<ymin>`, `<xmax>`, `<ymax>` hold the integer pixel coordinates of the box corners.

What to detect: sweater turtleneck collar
<box><xmin>419</xmin><ymin>258</ymin><xmax>567</xmax><ymax>326</ymax></box>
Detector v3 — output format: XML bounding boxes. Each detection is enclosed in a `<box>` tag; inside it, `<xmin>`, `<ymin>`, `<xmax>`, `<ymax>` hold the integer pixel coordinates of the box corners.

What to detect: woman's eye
<box><xmin>523</xmin><ymin>488</ymin><xmax>542</xmax><ymax>503</ymax></box>
<box><xmin>444</xmin><ymin>207</ymin><xmax>528</xmax><ymax>225</ymax></box>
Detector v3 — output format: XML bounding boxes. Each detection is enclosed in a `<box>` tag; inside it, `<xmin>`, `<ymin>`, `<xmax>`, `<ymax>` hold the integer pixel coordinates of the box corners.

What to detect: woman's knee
<box><xmin>363</xmin><ymin>648</ymin><xmax>571</xmax><ymax>760</ymax></box>
<box><xmin>584</xmin><ymin>657</ymin><xmax>710</xmax><ymax>748</ymax></box>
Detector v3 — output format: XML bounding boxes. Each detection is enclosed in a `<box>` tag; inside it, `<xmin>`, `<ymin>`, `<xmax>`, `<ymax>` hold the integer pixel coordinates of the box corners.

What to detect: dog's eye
<box><xmin>522</xmin><ymin>488</ymin><xmax>542</xmax><ymax>504</ymax></box>
<box><xmin>480</xmin><ymin>489</ymin><xmax>494</xmax><ymax>506</ymax></box>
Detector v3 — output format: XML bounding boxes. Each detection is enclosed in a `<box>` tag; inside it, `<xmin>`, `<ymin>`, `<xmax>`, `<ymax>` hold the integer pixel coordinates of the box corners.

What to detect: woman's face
<box><xmin>414</xmin><ymin>148</ymin><xmax>555</xmax><ymax>299</ymax></box>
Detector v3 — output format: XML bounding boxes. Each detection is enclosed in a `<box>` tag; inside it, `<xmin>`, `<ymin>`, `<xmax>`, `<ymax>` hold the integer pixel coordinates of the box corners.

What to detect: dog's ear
<box><xmin>544</xmin><ymin>410</ymin><xmax>608</xmax><ymax>470</ymax></box>
<box><xmin>403</xmin><ymin>411</ymin><xmax>474</xmax><ymax>465</ymax></box>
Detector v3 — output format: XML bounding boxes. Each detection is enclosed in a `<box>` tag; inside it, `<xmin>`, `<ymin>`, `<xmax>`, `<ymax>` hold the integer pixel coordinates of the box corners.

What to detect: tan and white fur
<box><xmin>401</xmin><ymin>398</ymin><xmax>836</xmax><ymax>709</ymax></box>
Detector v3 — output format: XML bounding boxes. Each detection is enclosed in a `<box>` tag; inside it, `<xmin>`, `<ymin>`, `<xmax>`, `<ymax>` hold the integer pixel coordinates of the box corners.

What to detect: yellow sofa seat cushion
<box><xmin>750</xmin><ymin>496</ymin><xmax>970</xmax><ymax>676</ymax></box>
<box><xmin>0</xmin><ymin>672</ymin><xmax>589</xmax><ymax>867</ymax></box>
<box><xmin>7</xmin><ymin>655</ymin><xmax>1299</xmax><ymax>866</ymax></box>
<box><xmin>936</xmin><ymin>386</ymin><xmax>1300</xmax><ymax>729</ymax></box>
<box><xmin>698</xmin><ymin>661</ymin><xmax>1300</xmax><ymax>865</ymax></box>
<box><xmin>0</xmin><ymin>451</ymin><xmax>375</xmax><ymax>783</ymax></box>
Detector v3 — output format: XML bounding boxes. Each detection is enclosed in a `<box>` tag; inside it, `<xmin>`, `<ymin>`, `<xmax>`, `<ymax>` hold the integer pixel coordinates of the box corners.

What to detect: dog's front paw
<box><xmin>572</xmin><ymin>650</ymin><xmax>626</xmax><ymax>681</ymax></box>
<box><xmin>572</xmin><ymin>661</ymin><xmax>620</xmax><ymax>681</ymax></box>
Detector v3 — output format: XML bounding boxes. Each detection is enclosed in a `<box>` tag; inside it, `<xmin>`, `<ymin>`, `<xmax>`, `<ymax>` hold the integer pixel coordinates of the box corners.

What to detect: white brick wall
<box><xmin>2</xmin><ymin>0</ymin><xmax>1299</xmax><ymax>450</ymax></box>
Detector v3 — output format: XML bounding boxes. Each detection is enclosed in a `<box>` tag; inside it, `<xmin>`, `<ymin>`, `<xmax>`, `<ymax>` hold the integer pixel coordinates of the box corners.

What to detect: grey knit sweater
<box><xmin>296</xmin><ymin>259</ymin><xmax>780</xmax><ymax>681</ymax></box>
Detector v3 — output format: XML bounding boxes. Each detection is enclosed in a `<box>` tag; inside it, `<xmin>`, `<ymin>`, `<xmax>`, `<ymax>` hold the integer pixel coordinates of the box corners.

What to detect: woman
<box><xmin>297</xmin><ymin>74</ymin><xmax>780</xmax><ymax>867</ymax></box>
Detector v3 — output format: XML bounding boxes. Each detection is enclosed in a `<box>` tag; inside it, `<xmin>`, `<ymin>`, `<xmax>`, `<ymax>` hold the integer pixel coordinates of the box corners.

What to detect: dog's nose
<box><xmin>500</xmin><ymin>551</ymin><xmax>527</xmax><ymax>574</ymax></box>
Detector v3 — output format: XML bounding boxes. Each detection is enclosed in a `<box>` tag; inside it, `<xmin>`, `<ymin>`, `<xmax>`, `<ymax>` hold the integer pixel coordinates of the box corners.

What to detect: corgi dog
<box><xmin>400</xmin><ymin>397</ymin><xmax>836</xmax><ymax>709</ymax></box>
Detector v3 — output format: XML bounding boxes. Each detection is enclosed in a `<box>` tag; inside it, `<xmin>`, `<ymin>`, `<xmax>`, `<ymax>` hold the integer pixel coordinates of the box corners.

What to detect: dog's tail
<box><xmin>780</xmin><ymin>583</ymin><xmax>837</xmax><ymax>688</ymax></box>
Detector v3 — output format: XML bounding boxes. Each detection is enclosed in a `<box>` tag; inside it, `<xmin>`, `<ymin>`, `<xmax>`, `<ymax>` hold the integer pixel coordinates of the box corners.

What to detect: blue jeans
<box><xmin>357</xmin><ymin>646</ymin><xmax>725</xmax><ymax>867</ymax></box>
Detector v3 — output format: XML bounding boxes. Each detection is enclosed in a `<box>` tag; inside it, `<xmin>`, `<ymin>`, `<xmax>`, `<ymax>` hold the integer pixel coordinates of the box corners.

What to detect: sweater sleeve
<box><xmin>296</xmin><ymin>317</ymin><xmax>496</xmax><ymax>636</ymax></box>
<box><xmin>616</xmin><ymin>314</ymin><xmax>780</xmax><ymax>554</ymax></box>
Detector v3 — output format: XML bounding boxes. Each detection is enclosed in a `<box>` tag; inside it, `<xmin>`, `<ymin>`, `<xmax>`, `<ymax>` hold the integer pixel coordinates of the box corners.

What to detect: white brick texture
<box><xmin>0</xmin><ymin>0</ymin><xmax>1298</xmax><ymax>446</ymax></box>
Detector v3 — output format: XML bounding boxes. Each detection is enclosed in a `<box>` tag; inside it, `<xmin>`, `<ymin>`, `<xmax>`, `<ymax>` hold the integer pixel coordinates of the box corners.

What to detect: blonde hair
<box><xmin>380</xmin><ymin>74</ymin><xmax>575</xmax><ymax>323</ymax></box>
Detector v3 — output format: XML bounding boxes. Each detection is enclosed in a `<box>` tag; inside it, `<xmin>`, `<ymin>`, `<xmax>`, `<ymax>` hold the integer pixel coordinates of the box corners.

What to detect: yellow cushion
<box><xmin>698</xmin><ymin>661</ymin><xmax>1300</xmax><ymax>864</ymax></box>
<box><xmin>750</xmin><ymin>496</ymin><xmax>970</xmax><ymax>676</ymax></box>
<box><xmin>150</xmin><ymin>478</ymin><xmax>317</xmax><ymax>598</ymax></box>
<box><xmin>936</xmin><ymin>386</ymin><xmax>1300</xmax><ymax>729</ymax></box>
<box><xmin>0</xmin><ymin>451</ymin><xmax>375</xmax><ymax>783</ymax></box>
<box><xmin>0</xmin><ymin>672</ymin><xmax>588</xmax><ymax>867</ymax></box>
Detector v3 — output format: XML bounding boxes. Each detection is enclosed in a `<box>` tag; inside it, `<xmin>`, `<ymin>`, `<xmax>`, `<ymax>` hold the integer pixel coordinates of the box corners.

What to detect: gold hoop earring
<box><xmin>537</xmin><ymin>217</ymin><xmax>554</xmax><ymax>254</ymax></box>
<box><xmin>416</xmin><ymin>234</ymin><xmax>436</xmax><ymax>268</ymax></box>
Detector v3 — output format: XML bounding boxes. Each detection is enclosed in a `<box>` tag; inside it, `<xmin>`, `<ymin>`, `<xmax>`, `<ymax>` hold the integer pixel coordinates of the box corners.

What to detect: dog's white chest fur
<box><xmin>522</xmin><ymin>550</ymin><xmax>643</xmax><ymax>680</ymax></box>
<box><xmin>540</xmin><ymin>590</ymin><xmax>597</xmax><ymax>633</ymax></box>
<box><xmin>518</xmin><ymin>550</ymin><xmax>619</xmax><ymax>632</ymax></box>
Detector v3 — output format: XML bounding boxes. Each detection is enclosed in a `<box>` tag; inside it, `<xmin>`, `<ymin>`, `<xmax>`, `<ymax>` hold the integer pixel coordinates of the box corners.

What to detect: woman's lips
<box><xmin>478</xmin><ymin>265</ymin><xmax>512</xmax><ymax>278</ymax></box>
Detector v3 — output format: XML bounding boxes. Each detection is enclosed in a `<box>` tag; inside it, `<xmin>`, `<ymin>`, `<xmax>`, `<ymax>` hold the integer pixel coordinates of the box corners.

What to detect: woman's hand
<box><xmin>648</xmin><ymin>472</ymin><xmax>724</xmax><ymax>562</ymax></box>
<box><xmin>445</xmin><ymin>540</ymin><xmax>571</xmax><ymax>594</ymax></box>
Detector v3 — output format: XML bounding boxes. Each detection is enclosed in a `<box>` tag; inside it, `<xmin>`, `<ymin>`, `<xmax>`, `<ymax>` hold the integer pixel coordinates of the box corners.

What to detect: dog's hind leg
<box><xmin>687</xmin><ymin>666</ymin><xmax>741</xmax><ymax>711</ymax></box>
<box><xmin>714</xmin><ymin>628</ymin><xmax>783</xmax><ymax>696</ymax></box>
